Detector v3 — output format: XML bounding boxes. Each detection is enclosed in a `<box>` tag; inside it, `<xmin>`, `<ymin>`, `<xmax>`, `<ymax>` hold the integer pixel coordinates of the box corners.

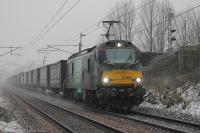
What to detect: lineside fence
<box><xmin>178</xmin><ymin>46</ymin><xmax>200</xmax><ymax>71</ymax></box>
<box><xmin>141</xmin><ymin>45</ymin><xmax>200</xmax><ymax>81</ymax></box>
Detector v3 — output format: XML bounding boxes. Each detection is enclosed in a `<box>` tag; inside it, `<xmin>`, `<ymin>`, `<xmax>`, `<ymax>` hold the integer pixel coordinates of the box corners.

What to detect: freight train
<box><xmin>6</xmin><ymin>40</ymin><xmax>146</xmax><ymax>110</ymax></box>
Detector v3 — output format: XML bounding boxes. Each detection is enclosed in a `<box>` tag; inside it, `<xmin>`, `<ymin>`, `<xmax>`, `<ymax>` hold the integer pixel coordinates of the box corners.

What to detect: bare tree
<box><xmin>139</xmin><ymin>0</ymin><xmax>158</xmax><ymax>52</ymax></box>
<box><xmin>175</xmin><ymin>10</ymin><xmax>200</xmax><ymax>46</ymax></box>
<box><xmin>139</xmin><ymin>0</ymin><xmax>175</xmax><ymax>52</ymax></box>
<box><xmin>188</xmin><ymin>11</ymin><xmax>200</xmax><ymax>46</ymax></box>
<box><xmin>154</xmin><ymin>0</ymin><xmax>171</xmax><ymax>52</ymax></box>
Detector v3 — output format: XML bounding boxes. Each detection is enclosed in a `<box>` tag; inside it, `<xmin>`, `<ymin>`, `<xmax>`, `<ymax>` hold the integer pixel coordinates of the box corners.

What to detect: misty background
<box><xmin>0</xmin><ymin>0</ymin><xmax>199</xmax><ymax>80</ymax></box>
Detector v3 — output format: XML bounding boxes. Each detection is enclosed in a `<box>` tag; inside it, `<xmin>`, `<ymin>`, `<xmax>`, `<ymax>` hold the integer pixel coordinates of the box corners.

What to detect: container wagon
<box><xmin>27</xmin><ymin>71</ymin><xmax>33</xmax><ymax>88</ymax></box>
<box><xmin>32</xmin><ymin>68</ymin><xmax>40</xmax><ymax>89</ymax></box>
<box><xmin>49</xmin><ymin>60</ymin><xmax>67</xmax><ymax>94</ymax></box>
<box><xmin>24</xmin><ymin>72</ymin><xmax>28</xmax><ymax>88</ymax></box>
<box><xmin>39</xmin><ymin>65</ymin><xmax>50</xmax><ymax>91</ymax></box>
<box><xmin>16</xmin><ymin>74</ymin><xmax>21</xmax><ymax>87</ymax></box>
<box><xmin>19</xmin><ymin>73</ymin><xmax>24</xmax><ymax>88</ymax></box>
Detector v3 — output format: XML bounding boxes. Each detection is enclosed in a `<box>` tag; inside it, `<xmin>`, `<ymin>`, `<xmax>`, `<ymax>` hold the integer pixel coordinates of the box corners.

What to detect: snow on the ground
<box><xmin>0</xmin><ymin>88</ymin><xmax>24</xmax><ymax>133</ymax></box>
<box><xmin>183</xmin><ymin>102</ymin><xmax>200</xmax><ymax>116</ymax></box>
<box><xmin>140</xmin><ymin>82</ymin><xmax>200</xmax><ymax>117</ymax></box>
<box><xmin>181</xmin><ymin>83</ymin><xmax>200</xmax><ymax>116</ymax></box>
<box><xmin>0</xmin><ymin>121</ymin><xmax>24</xmax><ymax>133</ymax></box>
<box><xmin>140</xmin><ymin>102</ymin><xmax>166</xmax><ymax>109</ymax></box>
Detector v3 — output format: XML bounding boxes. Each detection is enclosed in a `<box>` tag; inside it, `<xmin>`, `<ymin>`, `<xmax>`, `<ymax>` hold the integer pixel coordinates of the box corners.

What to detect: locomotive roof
<box><xmin>68</xmin><ymin>40</ymin><xmax>140</xmax><ymax>59</ymax></box>
<box><xmin>97</xmin><ymin>40</ymin><xmax>139</xmax><ymax>49</ymax></box>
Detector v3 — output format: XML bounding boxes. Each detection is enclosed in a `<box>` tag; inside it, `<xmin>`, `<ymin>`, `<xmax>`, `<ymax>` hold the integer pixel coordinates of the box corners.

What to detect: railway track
<box><xmin>126</xmin><ymin>111</ymin><xmax>200</xmax><ymax>133</ymax></box>
<box><xmin>7</xmin><ymin>88</ymin><xmax>200</xmax><ymax>133</ymax></box>
<box><xmin>93</xmin><ymin>109</ymin><xmax>200</xmax><ymax>133</ymax></box>
<box><xmin>31</xmin><ymin>96</ymin><xmax>199</xmax><ymax>133</ymax></box>
<box><xmin>130</xmin><ymin>110</ymin><xmax>200</xmax><ymax>130</ymax></box>
<box><xmin>13</xmin><ymin>92</ymin><xmax>125</xmax><ymax>133</ymax></box>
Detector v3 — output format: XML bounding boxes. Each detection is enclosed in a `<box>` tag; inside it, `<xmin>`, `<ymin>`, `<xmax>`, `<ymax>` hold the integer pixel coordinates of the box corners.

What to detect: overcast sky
<box><xmin>0</xmin><ymin>0</ymin><xmax>199</xmax><ymax>77</ymax></box>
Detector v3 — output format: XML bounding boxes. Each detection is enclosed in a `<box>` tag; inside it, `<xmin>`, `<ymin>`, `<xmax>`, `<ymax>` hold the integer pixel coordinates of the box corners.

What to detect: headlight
<box><xmin>136</xmin><ymin>78</ymin><xmax>142</xmax><ymax>83</ymax></box>
<box><xmin>117</xmin><ymin>43</ymin><xmax>122</xmax><ymax>47</ymax></box>
<box><xmin>102</xmin><ymin>77</ymin><xmax>110</xmax><ymax>83</ymax></box>
<box><xmin>134</xmin><ymin>77</ymin><xmax>142</xmax><ymax>83</ymax></box>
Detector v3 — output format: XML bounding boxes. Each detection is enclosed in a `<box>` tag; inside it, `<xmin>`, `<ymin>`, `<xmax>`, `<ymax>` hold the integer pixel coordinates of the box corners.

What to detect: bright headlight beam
<box><xmin>136</xmin><ymin>78</ymin><xmax>142</xmax><ymax>83</ymax></box>
<box><xmin>103</xmin><ymin>77</ymin><xmax>109</xmax><ymax>83</ymax></box>
<box><xmin>117</xmin><ymin>43</ymin><xmax>122</xmax><ymax>47</ymax></box>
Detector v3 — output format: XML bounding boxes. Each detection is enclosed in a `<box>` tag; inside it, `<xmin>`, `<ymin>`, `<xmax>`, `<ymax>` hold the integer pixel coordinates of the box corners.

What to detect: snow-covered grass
<box><xmin>181</xmin><ymin>83</ymin><xmax>200</xmax><ymax>116</ymax></box>
<box><xmin>0</xmin><ymin>121</ymin><xmax>24</xmax><ymax>133</ymax></box>
<box><xmin>140</xmin><ymin>82</ymin><xmax>200</xmax><ymax>117</ymax></box>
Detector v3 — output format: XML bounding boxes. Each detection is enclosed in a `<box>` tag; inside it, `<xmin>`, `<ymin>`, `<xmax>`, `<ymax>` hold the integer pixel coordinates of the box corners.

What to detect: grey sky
<box><xmin>0</xmin><ymin>0</ymin><xmax>199</xmax><ymax>77</ymax></box>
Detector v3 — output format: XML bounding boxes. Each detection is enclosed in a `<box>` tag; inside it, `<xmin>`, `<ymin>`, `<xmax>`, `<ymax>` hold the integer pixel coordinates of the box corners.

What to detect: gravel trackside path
<box><xmin>3</xmin><ymin>88</ymin><xmax>63</xmax><ymax>133</ymax></box>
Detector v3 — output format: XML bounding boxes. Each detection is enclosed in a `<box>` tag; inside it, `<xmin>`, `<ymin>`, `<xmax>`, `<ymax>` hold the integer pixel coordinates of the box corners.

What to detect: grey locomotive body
<box><xmin>65</xmin><ymin>40</ymin><xmax>145</xmax><ymax>109</ymax></box>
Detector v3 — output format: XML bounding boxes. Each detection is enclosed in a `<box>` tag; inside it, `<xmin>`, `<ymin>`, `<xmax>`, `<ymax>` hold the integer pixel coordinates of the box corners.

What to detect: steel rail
<box><xmin>77</xmin><ymin>105</ymin><xmax>200</xmax><ymax>133</ymax></box>
<box><xmin>14</xmin><ymin>94</ymin><xmax>75</xmax><ymax>133</ymax></box>
<box><xmin>15</xmin><ymin>93</ymin><xmax>125</xmax><ymax>133</ymax></box>
<box><xmin>10</xmin><ymin>88</ymin><xmax>200</xmax><ymax>133</ymax></box>
<box><xmin>92</xmin><ymin>109</ymin><xmax>200</xmax><ymax>133</ymax></box>
<box><xmin>130</xmin><ymin>110</ymin><xmax>200</xmax><ymax>129</ymax></box>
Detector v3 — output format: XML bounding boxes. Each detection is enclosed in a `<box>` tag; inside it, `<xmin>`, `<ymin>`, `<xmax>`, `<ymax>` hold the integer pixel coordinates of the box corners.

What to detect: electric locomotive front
<box><xmin>95</xmin><ymin>40</ymin><xmax>145</xmax><ymax>109</ymax></box>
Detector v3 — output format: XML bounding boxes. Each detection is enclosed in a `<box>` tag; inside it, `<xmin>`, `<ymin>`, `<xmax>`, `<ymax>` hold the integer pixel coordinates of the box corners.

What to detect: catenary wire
<box><xmin>19</xmin><ymin>0</ymin><xmax>81</xmax><ymax>57</ymax></box>
<box><xmin>23</xmin><ymin>0</ymin><xmax>70</xmax><ymax>49</ymax></box>
<box><xmin>52</xmin><ymin>0</ymin><xmax>154</xmax><ymax>48</ymax></box>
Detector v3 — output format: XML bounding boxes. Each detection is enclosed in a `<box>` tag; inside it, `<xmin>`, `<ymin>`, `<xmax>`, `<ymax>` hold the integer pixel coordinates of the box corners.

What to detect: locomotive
<box><xmin>66</xmin><ymin>40</ymin><xmax>145</xmax><ymax>110</ymax></box>
<box><xmin>6</xmin><ymin>40</ymin><xmax>145</xmax><ymax>110</ymax></box>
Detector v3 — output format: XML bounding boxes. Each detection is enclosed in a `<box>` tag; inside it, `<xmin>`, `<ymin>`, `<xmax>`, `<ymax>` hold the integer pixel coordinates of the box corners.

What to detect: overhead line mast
<box><xmin>79</xmin><ymin>33</ymin><xmax>86</xmax><ymax>52</ymax></box>
<box><xmin>0</xmin><ymin>46</ymin><xmax>22</xmax><ymax>57</ymax></box>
